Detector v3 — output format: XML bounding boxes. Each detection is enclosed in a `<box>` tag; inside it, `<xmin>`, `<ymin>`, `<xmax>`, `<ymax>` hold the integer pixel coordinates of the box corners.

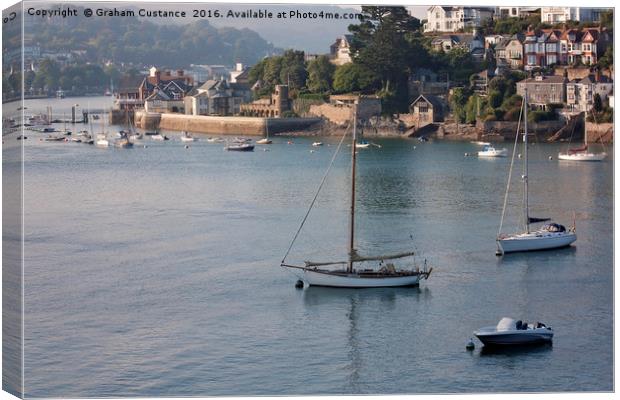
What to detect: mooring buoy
<box><xmin>466</xmin><ymin>339</ymin><xmax>475</xmax><ymax>350</ymax></box>
<box><xmin>295</xmin><ymin>280</ymin><xmax>304</xmax><ymax>289</ymax></box>
<box><xmin>548</xmin><ymin>156</ymin><xmax>553</xmax><ymax>160</ymax></box>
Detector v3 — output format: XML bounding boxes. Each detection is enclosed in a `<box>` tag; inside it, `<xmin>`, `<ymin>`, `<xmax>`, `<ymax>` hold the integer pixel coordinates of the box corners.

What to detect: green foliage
<box><xmin>479</xmin><ymin>14</ymin><xmax>541</xmax><ymax>35</ymax></box>
<box><xmin>347</xmin><ymin>6</ymin><xmax>425</xmax><ymax>113</ymax></box>
<box><xmin>593</xmin><ymin>93</ymin><xmax>603</xmax><ymax>113</ymax></box>
<box><xmin>528</xmin><ymin>108</ymin><xmax>557</xmax><ymax>123</ymax></box>
<box><xmin>248</xmin><ymin>50</ymin><xmax>307</xmax><ymax>97</ymax></box>
<box><xmin>588</xmin><ymin>106</ymin><xmax>613</xmax><ymax>123</ymax></box>
<box><xmin>332</xmin><ymin>63</ymin><xmax>377</xmax><ymax>94</ymax></box>
<box><xmin>281</xmin><ymin>110</ymin><xmax>298</xmax><ymax>118</ymax></box>
<box><xmin>450</xmin><ymin>87</ymin><xmax>472</xmax><ymax>123</ymax></box>
<box><xmin>306</xmin><ymin>55</ymin><xmax>335</xmax><ymax>94</ymax></box>
<box><xmin>600</xmin><ymin>10</ymin><xmax>614</xmax><ymax>31</ymax></box>
<box><xmin>597</xmin><ymin>45</ymin><xmax>613</xmax><ymax>69</ymax></box>
<box><xmin>488</xmin><ymin>90</ymin><xmax>503</xmax><ymax>108</ymax></box>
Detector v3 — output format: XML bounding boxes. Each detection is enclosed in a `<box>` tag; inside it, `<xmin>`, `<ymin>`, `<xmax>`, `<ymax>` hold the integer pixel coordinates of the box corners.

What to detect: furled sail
<box><xmin>305</xmin><ymin>251</ymin><xmax>416</xmax><ymax>267</ymax></box>
<box><xmin>528</xmin><ymin>217</ymin><xmax>551</xmax><ymax>223</ymax></box>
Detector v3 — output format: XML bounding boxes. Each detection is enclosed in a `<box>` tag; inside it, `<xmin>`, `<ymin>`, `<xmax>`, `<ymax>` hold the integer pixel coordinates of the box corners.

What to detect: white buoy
<box><xmin>464</xmin><ymin>152</ymin><xmax>469</xmax><ymax>157</ymax></box>
<box><xmin>143</xmin><ymin>145</ymin><xmax>148</xmax><ymax>148</ymax></box>
<box><xmin>518</xmin><ymin>153</ymin><xmax>522</xmax><ymax>158</ymax></box>
<box><xmin>549</xmin><ymin>156</ymin><xmax>553</xmax><ymax>160</ymax></box>
<box><xmin>413</xmin><ymin>146</ymin><xmax>417</xmax><ymax>150</ymax></box>
<box><xmin>184</xmin><ymin>145</ymin><xmax>189</xmax><ymax>149</ymax></box>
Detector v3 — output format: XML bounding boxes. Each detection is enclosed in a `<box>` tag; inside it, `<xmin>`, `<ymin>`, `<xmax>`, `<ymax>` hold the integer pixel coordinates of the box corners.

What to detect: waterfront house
<box><xmin>115</xmin><ymin>75</ymin><xmax>146</xmax><ymax>111</ymax></box>
<box><xmin>239</xmin><ymin>85</ymin><xmax>291</xmax><ymax>118</ymax></box>
<box><xmin>524</xmin><ymin>28</ymin><xmax>563</xmax><ymax>70</ymax></box>
<box><xmin>329</xmin><ymin>35</ymin><xmax>353</xmax><ymax>66</ymax></box>
<box><xmin>516</xmin><ymin>75</ymin><xmax>567</xmax><ymax>109</ymax></box>
<box><xmin>560</xmin><ymin>27</ymin><xmax>610</xmax><ymax>66</ymax></box>
<box><xmin>184</xmin><ymin>79</ymin><xmax>243</xmax><ymax>116</ymax></box>
<box><xmin>424</xmin><ymin>6</ymin><xmax>494</xmax><ymax>33</ymax></box>
<box><xmin>144</xmin><ymin>80</ymin><xmax>190</xmax><ymax>113</ymax></box>
<box><xmin>409</xmin><ymin>94</ymin><xmax>445</xmax><ymax>125</ymax></box>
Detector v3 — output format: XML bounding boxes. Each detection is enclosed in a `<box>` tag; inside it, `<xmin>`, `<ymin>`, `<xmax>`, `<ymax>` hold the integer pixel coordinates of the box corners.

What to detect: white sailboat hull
<box><xmin>497</xmin><ymin>231</ymin><xmax>576</xmax><ymax>254</ymax></box>
<box><xmin>558</xmin><ymin>152</ymin><xmax>607</xmax><ymax>161</ymax></box>
<box><xmin>287</xmin><ymin>268</ymin><xmax>423</xmax><ymax>288</ymax></box>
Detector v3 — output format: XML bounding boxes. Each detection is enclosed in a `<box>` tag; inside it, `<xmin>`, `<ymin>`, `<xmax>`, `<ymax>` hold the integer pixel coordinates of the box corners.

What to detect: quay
<box><xmin>134</xmin><ymin>111</ymin><xmax>322</xmax><ymax>136</ymax></box>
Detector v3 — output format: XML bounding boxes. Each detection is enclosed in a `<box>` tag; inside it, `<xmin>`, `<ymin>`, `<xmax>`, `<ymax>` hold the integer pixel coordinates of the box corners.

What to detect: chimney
<box><xmin>595</xmin><ymin>67</ymin><xmax>601</xmax><ymax>83</ymax></box>
<box><xmin>155</xmin><ymin>70</ymin><xmax>161</xmax><ymax>84</ymax></box>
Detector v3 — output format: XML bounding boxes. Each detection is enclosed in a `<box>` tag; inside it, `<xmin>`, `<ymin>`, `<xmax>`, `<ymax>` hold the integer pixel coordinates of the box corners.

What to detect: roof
<box><xmin>520</xmin><ymin>75</ymin><xmax>566</xmax><ymax>84</ymax></box>
<box><xmin>411</xmin><ymin>94</ymin><xmax>444</xmax><ymax>110</ymax></box>
<box><xmin>117</xmin><ymin>75</ymin><xmax>145</xmax><ymax>93</ymax></box>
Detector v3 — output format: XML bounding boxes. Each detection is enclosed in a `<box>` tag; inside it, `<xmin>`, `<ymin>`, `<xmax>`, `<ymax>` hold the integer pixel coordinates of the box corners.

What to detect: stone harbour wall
<box><xmin>134</xmin><ymin>111</ymin><xmax>322</xmax><ymax>135</ymax></box>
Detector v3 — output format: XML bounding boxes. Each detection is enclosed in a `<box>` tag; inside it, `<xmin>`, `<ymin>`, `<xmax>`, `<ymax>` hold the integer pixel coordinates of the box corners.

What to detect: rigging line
<box><xmin>281</xmin><ymin>124</ymin><xmax>350</xmax><ymax>265</ymax></box>
<box><xmin>498</xmin><ymin>98</ymin><xmax>524</xmax><ymax>237</ymax></box>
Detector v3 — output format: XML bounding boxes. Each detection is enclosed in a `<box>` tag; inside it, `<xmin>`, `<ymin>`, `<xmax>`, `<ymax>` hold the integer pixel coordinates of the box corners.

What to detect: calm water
<box><xmin>8</xmin><ymin>99</ymin><xmax>614</xmax><ymax>396</ymax></box>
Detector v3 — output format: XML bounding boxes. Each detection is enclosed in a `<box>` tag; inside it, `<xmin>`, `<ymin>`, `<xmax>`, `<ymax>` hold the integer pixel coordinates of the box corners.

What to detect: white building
<box><xmin>541</xmin><ymin>7</ymin><xmax>607</xmax><ymax>23</ymax></box>
<box><xmin>496</xmin><ymin>7</ymin><xmax>540</xmax><ymax>19</ymax></box>
<box><xmin>184</xmin><ymin>79</ymin><xmax>242</xmax><ymax>116</ymax></box>
<box><xmin>566</xmin><ymin>74</ymin><xmax>614</xmax><ymax>112</ymax></box>
<box><xmin>424</xmin><ymin>6</ymin><xmax>494</xmax><ymax>33</ymax></box>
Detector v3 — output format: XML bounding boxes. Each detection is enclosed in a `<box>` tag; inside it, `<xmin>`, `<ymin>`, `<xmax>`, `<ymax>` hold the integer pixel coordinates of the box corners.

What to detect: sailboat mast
<box><xmin>523</xmin><ymin>89</ymin><xmax>530</xmax><ymax>233</ymax></box>
<box><xmin>348</xmin><ymin>106</ymin><xmax>358</xmax><ymax>273</ymax></box>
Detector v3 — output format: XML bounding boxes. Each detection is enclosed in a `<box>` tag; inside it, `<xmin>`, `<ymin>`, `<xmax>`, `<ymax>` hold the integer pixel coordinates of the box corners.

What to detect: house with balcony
<box><xmin>524</xmin><ymin>28</ymin><xmax>563</xmax><ymax>70</ymax></box>
<box><xmin>541</xmin><ymin>7</ymin><xmax>608</xmax><ymax>23</ymax></box>
<box><xmin>560</xmin><ymin>27</ymin><xmax>610</xmax><ymax>66</ymax></box>
<box><xmin>494</xmin><ymin>33</ymin><xmax>525</xmax><ymax>69</ymax></box>
<box><xmin>424</xmin><ymin>6</ymin><xmax>494</xmax><ymax>33</ymax></box>
<box><xmin>566</xmin><ymin>72</ymin><xmax>614</xmax><ymax>112</ymax></box>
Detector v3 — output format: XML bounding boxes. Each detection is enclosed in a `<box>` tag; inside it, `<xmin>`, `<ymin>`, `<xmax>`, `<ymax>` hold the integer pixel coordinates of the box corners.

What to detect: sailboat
<box><xmin>281</xmin><ymin>107</ymin><xmax>432</xmax><ymax>288</ymax></box>
<box><xmin>256</xmin><ymin>119</ymin><xmax>272</xmax><ymax>144</ymax></box>
<box><xmin>496</xmin><ymin>89</ymin><xmax>576</xmax><ymax>255</ymax></box>
<box><xmin>96</xmin><ymin>111</ymin><xmax>109</xmax><ymax>147</ymax></box>
<box><xmin>558</xmin><ymin>111</ymin><xmax>607</xmax><ymax>161</ymax></box>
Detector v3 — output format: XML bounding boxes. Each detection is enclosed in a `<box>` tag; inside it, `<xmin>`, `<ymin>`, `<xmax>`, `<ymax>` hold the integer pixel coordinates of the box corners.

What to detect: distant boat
<box><xmin>256</xmin><ymin>122</ymin><xmax>273</xmax><ymax>144</ymax></box>
<box><xmin>96</xmin><ymin>138</ymin><xmax>109</xmax><ymax>147</ymax></box>
<box><xmin>312</xmin><ymin>141</ymin><xmax>323</xmax><ymax>147</ymax></box>
<box><xmin>44</xmin><ymin>136</ymin><xmax>66</xmax><ymax>142</ymax></box>
<box><xmin>56</xmin><ymin>89</ymin><xmax>65</xmax><ymax>99</ymax></box>
<box><xmin>558</xmin><ymin>111</ymin><xmax>607</xmax><ymax>162</ymax></box>
<box><xmin>478</xmin><ymin>145</ymin><xmax>507</xmax><ymax>157</ymax></box>
<box><xmin>225</xmin><ymin>143</ymin><xmax>254</xmax><ymax>152</ymax></box>
<box><xmin>474</xmin><ymin>317</ymin><xmax>553</xmax><ymax>346</ymax></box>
<box><xmin>355</xmin><ymin>140</ymin><xmax>370</xmax><ymax>149</ymax></box>
<box><xmin>496</xmin><ymin>90</ymin><xmax>576</xmax><ymax>255</ymax></box>
<box><xmin>471</xmin><ymin>141</ymin><xmax>491</xmax><ymax>146</ymax></box>
<box><xmin>207</xmin><ymin>137</ymin><xmax>224</xmax><ymax>143</ymax></box>
<box><xmin>180</xmin><ymin>131</ymin><xmax>196</xmax><ymax>142</ymax></box>
<box><xmin>151</xmin><ymin>134</ymin><xmax>169</xmax><ymax>141</ymax></box>
<box><xmin>280</xmin><ymin>107</ymin><xmax>432</xmax><ymax>288</ymax></box>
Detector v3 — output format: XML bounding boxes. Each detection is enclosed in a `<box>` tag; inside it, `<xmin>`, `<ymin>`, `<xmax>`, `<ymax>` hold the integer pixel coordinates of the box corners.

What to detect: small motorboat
<box><xmin>151</xmin><ymin>134</ymin><xmax>169</xmax><ymax>141</ymax></box>
<box><xmin>207</xmin><ymin>137</ymin><xmax>224</xmax><ymax>143</ymax></box>
<box><xmin>478</xmin><ymin>145</ymin><xmax>508</xmax><ymax>157</ymax></box>
<box><xmin>417</xmin><ymin>136</ymin><xmax>428</xmax><ymax>142</ymax></box>
<box><xmin>355</xmin><ymin>140</ymin><xmax>370</xmax><ymax>149</ymax></box>
<box><xmin>144</xmin><ymin>131</ymin><xmax>158</xmax><ymax>136</ymax></box>
<box><xmin>312</xmin><ymin>141</ymin><xmax>323</xmax><ymax>147</ymax></box>
<box><xmin>44</xmin><ymin>135</ymin><xmax>66</xmax><ymax>142</ymax></box>
<box><xmin>129</xmin><ymin>133</ymin><xmax>143</xmax><ymax>141</ymax></box>
<box><xmin>471</xmin><ymin>141</ymin><xmax>491</xmax><ymax>146</ymax></box>
<box><xmin>114</xmin><ymin>138</ymin><xmax>133</xmax><ymax>148</ymax></box>
<box><xmin>225</xmin><ymin>143</ymin><xmax>254</xmax><ymax>152</ymax></box>
<box><xmin>96</xmin><ymin>138</ymin><xmax>109</xmax><ymax>147</ymax></box>
<box><xmin>256</xmin><ymin>138</ymin><xmax>272</xmax><ymax>145</ymax></box>
<box><xmin>474</xmin><ymin>317</ymin><xmax>553</xmax><ymax>346</ymax></box>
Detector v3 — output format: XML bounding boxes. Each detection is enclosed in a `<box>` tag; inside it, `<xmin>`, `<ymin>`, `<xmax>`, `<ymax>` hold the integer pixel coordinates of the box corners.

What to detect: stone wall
<box><xmin>134</xmin><ymin>110</ymin><xmax>322</xmax><ymax>135</ymax></box>
<box><xmin>308</xmin><ymin>104</ymin><xmax>352</xmax><ymax>125</ymax></box>
<box><xmin>476</xmin><ymin>119</ymin><xmax>566</xmax><ymax>140</ymax></box>
<box><xmin>585</xmin><ymin>122</ymin><xmax>613</xmax><ymax>143</ymax></box>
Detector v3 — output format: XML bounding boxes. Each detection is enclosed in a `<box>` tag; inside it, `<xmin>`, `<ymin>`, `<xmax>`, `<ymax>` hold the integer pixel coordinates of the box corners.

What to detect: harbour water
<box><xmin>6</xmin><ymin>98</ymin><xmax>614</xmax><ymax>396</ymax></box>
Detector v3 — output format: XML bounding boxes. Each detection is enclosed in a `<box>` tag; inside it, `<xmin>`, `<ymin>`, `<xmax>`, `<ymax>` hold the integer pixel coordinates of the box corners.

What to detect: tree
<box><xmin>306</xmin><ymin>55</ymin><xmax>335</xmax><ymax>93</ymax></box>
<box><xmin>597</xmin><ymin>45</ymin><xmax>613</xmax><ymax>70</ymax></box>
<box><xmin>593</xmin><ymin>93</ymin><xmax>603</xmax><ymax>113</ymax></box>
<box><xmin>332</xmin><ymin>63</ymin><xmax>377</xmax><ymax>94</ymax></box>
<box><xmin>348</xmin><ymin>6</ymin><xmax>421</xmax><ymax>112</ymax></box>
<box><xmin>450</xmin><ymin>87</ymin><xmax>471</xmax><ymax>123</ymax></box>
